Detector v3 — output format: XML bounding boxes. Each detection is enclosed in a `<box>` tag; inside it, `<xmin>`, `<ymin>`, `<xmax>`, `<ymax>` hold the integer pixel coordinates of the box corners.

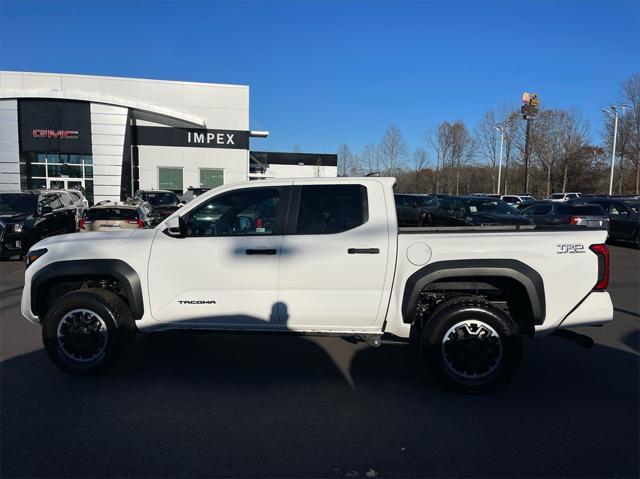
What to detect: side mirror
<box><xmin>163</xmin><ymin>215</ymin><xmax>185</xmax><ymax>238</ymax></box>
<box><xmin>40</xmin><ymin>206</ymin><xmax>53</xmax><ymax>215</ymax></box>
<box><xmin>177</xmin><ymin>203</ymin><xmax>184</xmax><ymax>208</ymax></box>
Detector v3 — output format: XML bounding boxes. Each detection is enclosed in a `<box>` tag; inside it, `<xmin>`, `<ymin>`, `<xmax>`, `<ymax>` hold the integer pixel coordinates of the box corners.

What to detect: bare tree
<box><xmin>448</xmin><ymin>121</ymin><xmax>475</xmax><ymax>194</ymax></box>
<box><xmin>621</xmin><ymin>74</ymin><xmax>640</xmax><ymax>194</ymax></box>
<box><xmin>558</xmin><ymin>109</ymin><xmax>590</xmax><ymax>192</ymax></box>
<box><xmin>412</xmin><ymin>147</ymin><xmax>429</xmax><ymax>191</ymax></box>
<box><xmin>476</xmin><ymin>110</ymin><xmax>499</xmax><ymax>192</ymax></box>
<box><xmin>379</xmin><ymin>124</ymin><xmax>408</xmax><ymax>175</ymax></box>
<box><xmin>426</xmin><ymin>122</ymin><xmax>452</xmax><ymax>193</ymax></box>
<box><xmin>360</xmin><ymin>144</ymin><xmax>380</xmax><ymax>175</ymax></box>
<box><xmin>337</xmin><ymin>144</ymin><xmax>353</xmax><ymax>177</ymax></box>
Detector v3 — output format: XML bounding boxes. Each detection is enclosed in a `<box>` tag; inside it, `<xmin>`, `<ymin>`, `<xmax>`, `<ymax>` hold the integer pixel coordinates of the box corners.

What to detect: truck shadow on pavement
<box><xmin>1</xmin><ymin>330</ymin><xmax>638</xmax><ymax>478</ymax></box>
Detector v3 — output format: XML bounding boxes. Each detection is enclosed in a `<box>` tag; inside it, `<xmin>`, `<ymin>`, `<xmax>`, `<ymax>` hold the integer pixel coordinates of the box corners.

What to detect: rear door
<box><xmin>278</xmin><ymin>182</ymin><xmax>390</xmax><ymax>330</ymax></box>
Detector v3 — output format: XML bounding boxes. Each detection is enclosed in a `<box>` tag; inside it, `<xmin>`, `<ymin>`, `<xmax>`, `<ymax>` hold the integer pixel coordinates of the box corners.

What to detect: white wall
<box><xmin>138</xmin><ymin>145</ymin><xmax>248</xmax><ymax>191</ymax></box>
<box><xmin>0</xmin><ymin>99</ymin><xmax>19</xmax><ymax>189</ymax></box>
<box><xmin>90</xmin><ymin>103</ymin><xmax>127</xmax><ymax>202</ymax></box>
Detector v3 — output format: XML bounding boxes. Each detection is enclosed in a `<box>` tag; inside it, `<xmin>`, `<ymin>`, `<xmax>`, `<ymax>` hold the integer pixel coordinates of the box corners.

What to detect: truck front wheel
<box><xmin>42</xmin><ymin>289</ymin><xmax>136</xmax><ymax>374</ymax></box>
<box><xmin>421</xmin><ymin>297</ymin><xmax>522</xmax><ymax>393</ymax></box>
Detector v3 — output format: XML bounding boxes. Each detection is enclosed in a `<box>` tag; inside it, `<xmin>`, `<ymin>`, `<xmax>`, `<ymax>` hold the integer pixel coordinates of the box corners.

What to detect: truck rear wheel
<box><xmin>42</xmin><ymin>289</ymin><xmax>136</xmax><ymax>374</ymax></box>
<box><xmin>421</xmin><ymin>297</ymin><xmax>522</xmax><ymax>393</ymax></box>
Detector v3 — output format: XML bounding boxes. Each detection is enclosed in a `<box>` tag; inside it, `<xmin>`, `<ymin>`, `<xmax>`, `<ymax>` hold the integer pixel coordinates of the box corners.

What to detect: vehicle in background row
<box><xmin>180</xmin><ymin>187</ymin><xmax>210</xmax><ymax>204</ymax></box>
<box><xmin>133</xmin><ymin>189</ymin><xmax>183</xmax><ymax>224</ymax></box>
<box><xmin>425</xmin><ymin>196</ymin><xmax>533</xmax><ymax>227</ymax></box>
<box><xmin>0</xmin><ymin>190</ymin><xmax>77</xmax><ymax>260</ymax></box>
<box><xmin>546</xmin><ymin>192</ymin><xmax>582</xmax><ymax>202</ymax></box>
<box><xmin>501</xmin><ymin>194</ymin><xmax>537</xmax><ymax>210</ymax></box>
<box><xmin>66</xmin><ymin>189</ymin><xmax>89</xmax><ymax>220</ymax></box>
<box><xmin>579</xmin><ymin>197</ymin><xmax>640</xmax><ymax>248</ymax></box>
<box><xmin>522</xmin><ymin>203</ymin><xmax>609</xmax><ymax>228</ymax></box>
<box><xmin>395</xmin><ymin>194</ymin><xmax>439</xmax><ymax>226</ymax></box>
<box><xmin>80</xmin><ymin>203</ymin><xmax>155</xmax><ymax>232</ymax></box>
<box><xmin>21</xmin><ymin>177</ymin><xmax>613</xmax><ymax>394</ymax></box>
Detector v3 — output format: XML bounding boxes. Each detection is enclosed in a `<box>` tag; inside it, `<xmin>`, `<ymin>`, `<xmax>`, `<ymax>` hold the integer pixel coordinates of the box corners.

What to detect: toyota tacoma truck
<box><xmin>20</xmin><ymin>178</ymin><xmax>613</xmax><ymax>392</ymax></box>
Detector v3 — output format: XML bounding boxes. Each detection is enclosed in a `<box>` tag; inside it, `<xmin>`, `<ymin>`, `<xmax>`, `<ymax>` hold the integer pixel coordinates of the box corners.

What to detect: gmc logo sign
<box><xmin>32</xmin><ymin>129</ymin><xmax>79</xmax><ymax>140</ymax></box>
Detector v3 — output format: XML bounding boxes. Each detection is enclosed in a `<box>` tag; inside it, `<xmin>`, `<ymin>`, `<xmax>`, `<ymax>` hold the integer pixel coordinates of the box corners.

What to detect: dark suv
<box><xmin>395</xmin><ymin>194</ymin><xmax>439</xmax><ymax>226</ymax></box>
<box><xmin>428</xmin><ymin>196</ymin><xmax>533</xmax><ymax>227</ymax></box>
<box><xmin>578</xmin><ymin>197</ymin><xmax>640</xmax><ymax>248</ymax></box>
<box><xmin>0</xmin><ymin>191</ymin><xmax>77</xmax><ymax>260</ymax></box>
<box><xmin>133</xmin><ymin>190</ymin><xmax>182</xmax><ymax>224</ymax></box>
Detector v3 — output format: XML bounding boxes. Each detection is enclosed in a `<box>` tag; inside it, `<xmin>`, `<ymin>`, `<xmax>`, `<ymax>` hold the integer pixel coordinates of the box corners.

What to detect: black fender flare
<box><xmin>31</xmin><ymin>259</ymin><xmax>144</xmax><ymax>319</ymax></box>
<box><xmin>402</xmin><ymin>259</ymin><xmax>546</xmax><ymax>325</ymax></box>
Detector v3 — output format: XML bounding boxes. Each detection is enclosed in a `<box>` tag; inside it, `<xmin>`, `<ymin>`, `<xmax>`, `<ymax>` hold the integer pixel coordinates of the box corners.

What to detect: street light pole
<box><xmin>602</xmin><ymin>105</ymin><xmax>624</xmax><ymax>196</ymax></box>
<box><xmin>495</xmin><ymin>124</ymin><xmax>505</xmax><ymax>194</ymax></box>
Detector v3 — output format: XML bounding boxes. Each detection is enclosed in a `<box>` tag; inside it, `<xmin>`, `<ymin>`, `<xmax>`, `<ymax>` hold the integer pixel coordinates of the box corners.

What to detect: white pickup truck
<box><xmin>20</xmin><ymin>177</ymin><xmax>613</xmax><ymax>392</ymax></box>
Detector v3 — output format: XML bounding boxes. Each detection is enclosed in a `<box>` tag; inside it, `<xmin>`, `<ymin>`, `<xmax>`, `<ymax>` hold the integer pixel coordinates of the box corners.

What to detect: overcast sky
<box><xmin>1</xmin><ymin>0</ymin><xmax>638</xmax><ymax>158</ymax></box>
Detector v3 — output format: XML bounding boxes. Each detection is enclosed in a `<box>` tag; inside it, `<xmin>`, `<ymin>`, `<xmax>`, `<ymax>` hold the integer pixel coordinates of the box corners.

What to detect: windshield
<box><xmin>624</xmin><ymin>202</ymin><xmax>640</xmax><ymax>214</ymax></box>
<box><xmin>415</xmin><ymin>196</ymin><xmax>437</xmax><ymax>206</ymax></box>
<box><xmin>465</xmin><ymin>199</ymin><xmax>515</xmax><ymax>215</ymax></box>
<box><xmin>548</xmin><ymin>194</ymin><xmax>565</xmax><ymax>199</ymax></box>
<box><xmin>138</xmin><ymin>192</ymin><xmax>178</xmax><ymax>206</ymax></box>
<box><xmin>558</xmin><ymin>205</ymin><xmax>606</xmax><ymax>215</ymax></box>
<box><xmin>0</xmin><ymin>194</ymin><xmax>37</xmax><ymax>216</ymax></box>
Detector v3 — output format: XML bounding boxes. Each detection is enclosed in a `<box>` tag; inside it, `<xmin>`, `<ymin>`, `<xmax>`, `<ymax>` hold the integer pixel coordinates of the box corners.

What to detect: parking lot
<box><xmin>0</xmin><ymin>245</ymin><xmax>638</xmax><ymax>478</ymax></box>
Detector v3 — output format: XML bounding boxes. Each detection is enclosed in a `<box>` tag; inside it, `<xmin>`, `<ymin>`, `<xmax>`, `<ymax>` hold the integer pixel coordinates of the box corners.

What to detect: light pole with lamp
<box><xmin>601</xmin><ymin>104</ymin><xmax>626</xmax><ymax>195</ymax></box>
<box><xmin>495</xmin><ymin>123</ymin><xmax>506</xmax><ymax>195</ymax></box>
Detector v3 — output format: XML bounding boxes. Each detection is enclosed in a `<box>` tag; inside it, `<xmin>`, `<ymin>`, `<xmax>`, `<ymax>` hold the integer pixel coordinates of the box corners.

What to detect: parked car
<box><xmin>133</xmin><ymin>189</ymin><xmax>183</xmax><ymax>223</ymax></box>
<box><xmin>0</xmin><ymin>190</ymin><xmax>77</xmax><ymax>260</ymax></box>
<box><xmin>546</xmin><ymin>192</ymin><xmax>582</xmax><ymax>202</ymax></box>
<box><xmin>501</xmin><ymin>194</ymin><xmax>537</xmax><ymax>210</ymax></box>
<box><xmin>66</xmin><ymin>189</ymin><xmax>89</xmax><ymax>220</ymax></box>
<box><xmin>180</xmin><ymin>187</ymin><xmax>210</xmax><ymax>204</ymax></box>
<box><xmin>428</xmin><ymin>196</ymin><xmax>534</xmax><ymax>227</ymax></box>
<box><xmin>395</xmin><ymin>193</ymin><xmax>438</xmax><ymax>226</ymax></box>
<box><xmin>21</xmin><ymin>177</ymin><xmax>613</xmax><ymax>393</ymax></box>
<box><xmin>522</xmin><ymin>203</ymin><xmax>609</xmax><ymax>228</ymax></box>
<box><xmin>581</xmin><ymin>197</ymin><xmax>640</xmax><ymax>248</ymax></box>
<box><xmin>80</xmin><ymin>203</ymin><xmax>155</xmax><ymax>232</ymax></box>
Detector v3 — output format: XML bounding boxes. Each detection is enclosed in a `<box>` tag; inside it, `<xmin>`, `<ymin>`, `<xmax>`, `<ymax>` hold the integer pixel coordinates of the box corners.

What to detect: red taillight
<box><xmin>570</xmin><ymin>216</ymin><xmax>583</xmax><ymax>225</ymax></box>
<box><xmin>256</xmin><ymin>217</ymin><xmax>263</xmax><ymax>228</ymax></box>
<box><xmin>126</xmin><ymin>218</ymin><xmax>145</xmax><ymax>228</ymax></box>
<box><xmin>79</xmin><ymin>219</ymin><xmax>92</xmax><ymax>230</ymax></box>
<box><xmin>589</xmin><ymin>243</ymin><xmax>609</xmax><ymax>290</ymax></box>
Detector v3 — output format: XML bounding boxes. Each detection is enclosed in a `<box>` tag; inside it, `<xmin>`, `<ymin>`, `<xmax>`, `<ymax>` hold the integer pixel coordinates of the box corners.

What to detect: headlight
<box><xmin>13</xmin><ymin>222</ymin><xmax>23</xmax><ymax>233</ymax></box>
<box><xmin>24</xmin><ymin>248</ymin><xmax>47</xmax><ymax>268</ymax></box>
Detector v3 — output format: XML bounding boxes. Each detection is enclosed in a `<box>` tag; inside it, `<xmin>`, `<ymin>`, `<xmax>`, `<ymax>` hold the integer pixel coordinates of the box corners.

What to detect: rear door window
<box><xmin>295</xmin><ymin>185</ymin><xmax>367</xmax><ymax>234</ymax></box>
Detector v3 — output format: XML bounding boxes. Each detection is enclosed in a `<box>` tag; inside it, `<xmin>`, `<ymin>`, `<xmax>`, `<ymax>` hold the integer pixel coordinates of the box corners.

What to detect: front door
<box><xmin>148</xmin><ymin>185</ymin><xmax>291</xmax><ymax>327</ymax></box>
<box><xmin>278</xmin><ymin>183</ymin><xmax>390</xmax><ymax>331</ymax></box>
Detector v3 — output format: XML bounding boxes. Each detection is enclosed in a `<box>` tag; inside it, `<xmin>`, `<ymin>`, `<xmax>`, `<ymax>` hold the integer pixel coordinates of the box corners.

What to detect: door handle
<box><xmin>348</xmin><ymin>248</ymin><xmax>380</xmax><ymax>254</ymax></box>
<box><xmin>245</xmin><ymin>249</ymin><xmax>277</xmax><ymax>255</ymax></box>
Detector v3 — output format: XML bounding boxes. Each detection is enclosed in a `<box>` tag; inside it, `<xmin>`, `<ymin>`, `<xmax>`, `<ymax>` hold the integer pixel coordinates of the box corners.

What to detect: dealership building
<box><xmin>0</xmin><ymin>71</ymin><xmax>337</xmax><ymax>203</ymax></box>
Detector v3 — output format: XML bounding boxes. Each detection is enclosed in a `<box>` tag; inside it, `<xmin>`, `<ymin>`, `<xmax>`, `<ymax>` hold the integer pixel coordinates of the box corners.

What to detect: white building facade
<box><xmin>0</xmin><ymin>71</ymin><xmax>336</xmax><ymax>203</ymax></box>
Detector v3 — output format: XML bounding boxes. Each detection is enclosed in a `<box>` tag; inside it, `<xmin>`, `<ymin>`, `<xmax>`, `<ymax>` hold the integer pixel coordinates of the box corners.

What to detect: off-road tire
<box><xmin>421</xmin><ymin>296</ymin><xmax>522</xmax><ymax>394</ymax></box>
<box><xmin>42</xmin><ymin>288</ymin><xmax>136</xmax><ymax>374</ymax></box>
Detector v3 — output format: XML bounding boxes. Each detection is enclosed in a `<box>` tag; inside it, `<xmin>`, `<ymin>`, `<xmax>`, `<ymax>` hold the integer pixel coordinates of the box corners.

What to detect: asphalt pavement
<box><xmin>0</xmin><ymin>245</ymin><xmax>638</xmax><ymax>478</ymax></box>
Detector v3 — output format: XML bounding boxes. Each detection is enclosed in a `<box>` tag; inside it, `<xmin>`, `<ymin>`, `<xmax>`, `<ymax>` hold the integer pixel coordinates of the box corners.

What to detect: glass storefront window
<box><xmin>158</xmin><ymin>167</ymin><xmax>183</xmax><ymax>192</ymax></box>
<box><xmin>31</xmin><ymin>179</ymin><xmax>46</xmax><ymax>189</ymax></box>
<box><xmin>47</xmin><ymin>164</ymin><xmax>84</xmax><ymax>178</ymax></box>
<box><xmin>200</xmin><ymin>168</ymin><xmax>224</xmax><ymax>189</ymax></box>
<box><xmin>47</xmin><ymin>154</ymin><xmax>62</xmax><ymax>163</ymax></box>
<box><xmin>31</xmin><ymin>164</ymin><xmax>46</xmax><ymax>177</ymax></box>
<box><xmin>84</xmin><ymin>165</ymin><xmax>93</xmax><ymax>178</ymax></box>
<box><xmin>68</xmin><ymin>155</ymin><xmax>84</xmax><ymax>164</ymax></box>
